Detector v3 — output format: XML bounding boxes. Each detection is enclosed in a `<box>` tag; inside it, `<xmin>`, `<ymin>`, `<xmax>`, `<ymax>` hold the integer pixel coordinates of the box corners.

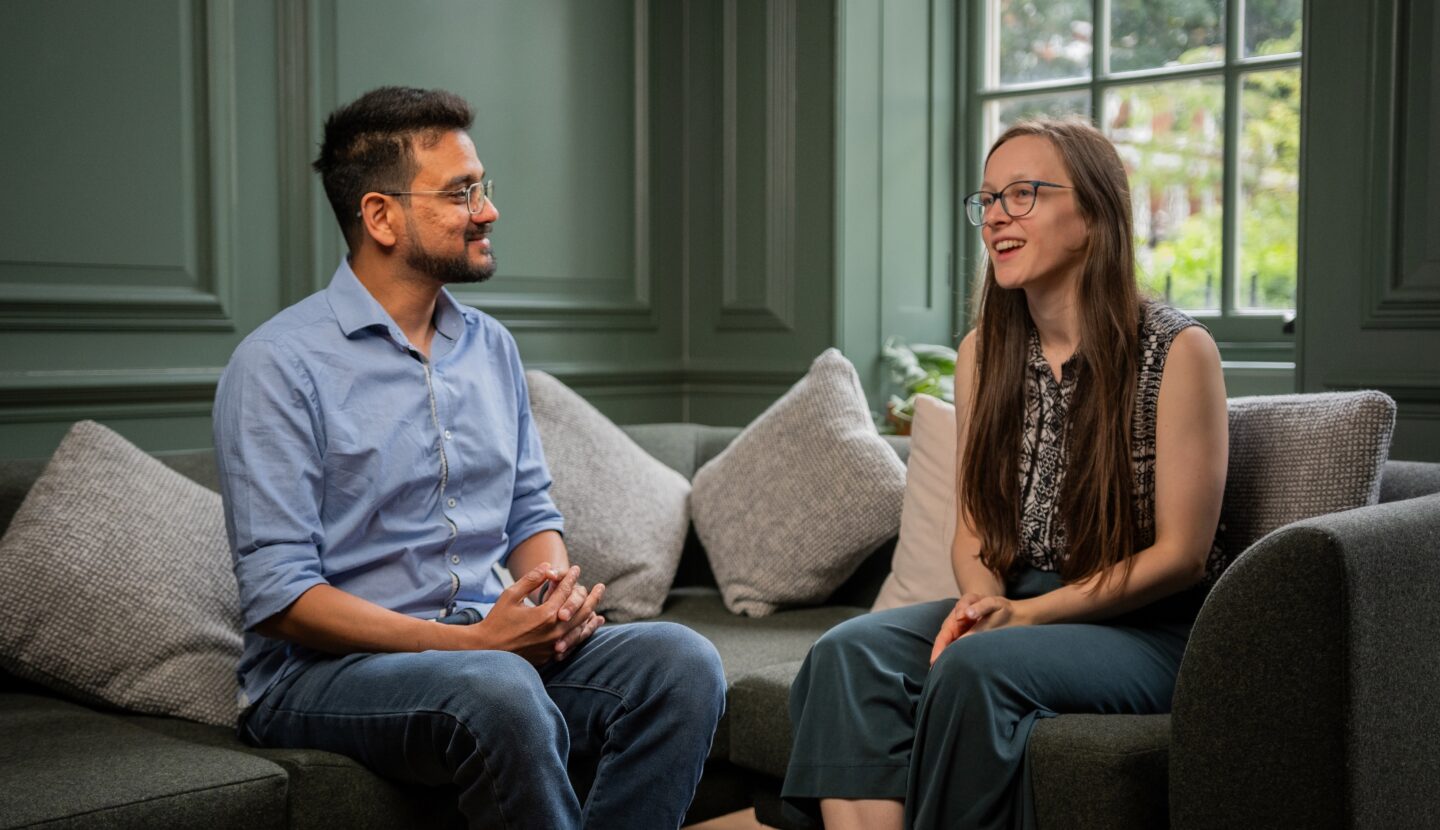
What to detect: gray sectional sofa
<box><xmin>2</xmin><ymin>423</ymin><xmax>1439</xmax><ymax>829</ymax></box>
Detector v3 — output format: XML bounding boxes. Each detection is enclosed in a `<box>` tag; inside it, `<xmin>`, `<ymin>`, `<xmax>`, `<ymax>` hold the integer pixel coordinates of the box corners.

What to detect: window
<box><xmin>965</xmin><ymin>0</ymin><xmax>1303</xmax><ymax>353</ymax></box>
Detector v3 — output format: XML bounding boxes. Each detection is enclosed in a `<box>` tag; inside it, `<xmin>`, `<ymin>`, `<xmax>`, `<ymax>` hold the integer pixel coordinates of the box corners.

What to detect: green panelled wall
<box><xmin>2</xmin><ymin>0</ymin><xmax>1437</xmax><ymax>461</ymax></box>
<box><xmin>0</xmin><ymin>0</ymin><xmax>284</xmax><ymax>458</ymax></box>
<box><xmin>0</xmin><ymin>0</ymin><xmax>947</xmax><ymax>458</ymax></box>
<box><xmin>1298</xmin><ymin>0</ymin><xmax>1440</xmax><ymax>460</ymax></box>
<box><xmin>836</xmin><ymin>0</ymin><xmax>958</xmax><ymax>398</ymax></box>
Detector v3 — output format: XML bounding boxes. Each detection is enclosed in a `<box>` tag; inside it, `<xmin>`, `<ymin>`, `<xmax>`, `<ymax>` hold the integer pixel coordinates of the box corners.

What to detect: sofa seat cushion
<box><xmin>124</xmin><ymin>714</ymin><xmax>461</xmax><ymax>830</ymax></box>
<box><xmin>654</xmin><ymin>588</ymin><xmax>866</xmax><ymax>764</ymax></box>
<box><xmin>0</xmin><ymin>693</ymin><xmax>286</xmax><ymax>830</ymax></box>
<box><xmin>727</xmin><ymin>661</ymin><xmax>805</xmax><ymax>778</ymax></box>
<box><xmin>1028</xmin><ymin>713</ymin><xmax>1170</xmax><ymax>830</ymax></box>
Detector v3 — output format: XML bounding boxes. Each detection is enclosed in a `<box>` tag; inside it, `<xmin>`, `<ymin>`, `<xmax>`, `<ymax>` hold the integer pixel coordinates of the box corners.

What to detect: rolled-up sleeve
<box><xmin>503</xmin><ymin>345</ymin><xmax>564</xmax><ymax>557</ymax></box>
<box><xmin>213</xmin><ymin>338</ymin><xmax>329</xmax><ymax>631</ymax></box>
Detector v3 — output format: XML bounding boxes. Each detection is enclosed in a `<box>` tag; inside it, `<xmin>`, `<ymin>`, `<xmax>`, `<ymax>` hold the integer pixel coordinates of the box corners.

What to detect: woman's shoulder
<box><xmin>1140</xmin><ymin>300</ymin><xmax>1207</xmax><ymax>342</ymax></box>
<box><xmin>1137</xmin><ymin>301</ymin><xmax>1221</xmax><ymax>392</ymax></box>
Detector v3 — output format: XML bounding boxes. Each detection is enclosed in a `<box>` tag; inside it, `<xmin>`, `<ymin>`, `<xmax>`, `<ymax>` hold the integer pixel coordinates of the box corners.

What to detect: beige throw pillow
<box><xmin>0</xmin><ymin>421</ymin><xmax>241</xmax><ymax>727</ymax></box>
<box><xmin>873</xmin><ymin>395</ymin><xmax>961</xmax><ymax>610</ymax></box>
<box><xmin>525</xmin><ymin>371</ymin><xmax>691</xmax><ymax>621</ymax></box>
<box><xmin>691</xmin><ymin>349</ymin><xmax>907</xmax><ymax>616</ymax></box>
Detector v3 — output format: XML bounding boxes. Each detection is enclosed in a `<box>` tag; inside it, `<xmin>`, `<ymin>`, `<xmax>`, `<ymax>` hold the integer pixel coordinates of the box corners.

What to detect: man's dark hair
<box><xmin>313</xmin><ymin>86</ymin><xmax>474</xmax><ymax>247</ymax></box>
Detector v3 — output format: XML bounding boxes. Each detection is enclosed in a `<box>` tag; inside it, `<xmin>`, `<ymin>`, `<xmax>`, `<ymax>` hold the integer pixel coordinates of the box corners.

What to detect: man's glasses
<box><xmin>380</xmin><ymin>180</ymin><xmax>495</xmax><ymax>214</ymax></box>
<box><xmin>963</xmin><ymin>180</ymin><xmax>1071</xmax><ymax>226</ymax></box>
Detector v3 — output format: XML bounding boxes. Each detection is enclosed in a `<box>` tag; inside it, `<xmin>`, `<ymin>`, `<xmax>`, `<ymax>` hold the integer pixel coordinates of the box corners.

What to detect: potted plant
<box><xmin>878</xmin><ymin>337</ymin><xmax>956</xmax><ymax>435</ymax></box>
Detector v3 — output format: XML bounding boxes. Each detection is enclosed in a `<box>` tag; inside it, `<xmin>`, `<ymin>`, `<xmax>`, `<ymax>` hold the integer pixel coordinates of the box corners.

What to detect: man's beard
<box><xmin>404</xmin><ymin>224</ymin><xmax>496</xmax><ymax>284</ymax></box>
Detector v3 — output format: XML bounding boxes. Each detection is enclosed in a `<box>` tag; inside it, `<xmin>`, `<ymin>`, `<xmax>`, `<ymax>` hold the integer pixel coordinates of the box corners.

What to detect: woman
<box><xmin>782</xmin><ymin>118</ymin><xmax>1229</xmax><ymax>829</ymax></box>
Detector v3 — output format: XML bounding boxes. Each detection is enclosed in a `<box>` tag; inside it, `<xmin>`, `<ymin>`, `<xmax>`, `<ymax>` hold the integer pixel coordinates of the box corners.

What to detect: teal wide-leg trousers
<box><xmin>782</xmin><ymin>568</ymin><xmax>1201</xmax><ymax>830</ymax></box>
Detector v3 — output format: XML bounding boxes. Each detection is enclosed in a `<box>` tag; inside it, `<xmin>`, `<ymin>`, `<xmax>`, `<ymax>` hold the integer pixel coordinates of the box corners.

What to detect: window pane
<box><xmin>991</xmin><ymin>0</ymin><xmax>1093</xmax><ymax>86</ymax></box>
<box><xmin>1245</xmin><ymin>0</ymin><xmax>1303</xmax><ymax>57</ymax></box>
<box><xmin>1109</xmin><ymin>0</ymin><xmax>1223</xmax><ymax>73</ymax></box>
<box><xmin>1104</xmin><ymin>79</ymin><xmax>1225</xmax><ymax>312</ymax></box>
<box><xmin>982</xmin><ymin>92</ymin><xmax>1091</xmax><ymax>152</ymax></box>
<box><xmin>1237</xmin><ymin>68</ymin><xmax>1301</xmax><ymax>311</ymax></box>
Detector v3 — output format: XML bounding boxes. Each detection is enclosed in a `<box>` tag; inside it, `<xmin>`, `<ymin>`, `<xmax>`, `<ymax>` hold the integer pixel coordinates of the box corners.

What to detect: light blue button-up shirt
<box><xmin>213</xmin><ymin>260</ymin><xmax>564</xmax><ymax>708</ymax></box>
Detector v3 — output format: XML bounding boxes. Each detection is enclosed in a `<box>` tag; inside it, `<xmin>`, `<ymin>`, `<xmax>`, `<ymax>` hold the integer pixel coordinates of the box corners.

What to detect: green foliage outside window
<box><xmin>990</xmin><ymin>0</ymin><xmax>1303</xmax><ymax>315</ymax></box>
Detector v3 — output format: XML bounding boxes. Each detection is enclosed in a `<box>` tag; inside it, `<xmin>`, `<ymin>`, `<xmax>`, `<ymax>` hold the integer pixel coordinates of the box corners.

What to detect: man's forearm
<box><xmin>256</xmin><ymin>583</ymin><xmax>477</xmax><ymax>654</ymax></box>
<box><xmin>506</xmin><ymin>529</ymin><xmax>569</xmax><ymax>583</ymax></box>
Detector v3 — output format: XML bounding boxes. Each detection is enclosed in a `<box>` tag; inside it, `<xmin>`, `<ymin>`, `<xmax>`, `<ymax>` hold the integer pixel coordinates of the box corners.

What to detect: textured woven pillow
<box><xmin>691</xmin><ymin>349</ymin><xmax>907</xmax><ymax>616</ymax></box>
<box><xmin>874</xmin><ymin>395</ymin><xmax>961</xmax><ymax>610</ymax></box>
<box><xmin>0</xmin><ymin>421</ymin><xmax>241</xmax><ymax>727</ymax></box>
<box><xmin>1212</xmin><ymin>391</ymin><xmax>1396</xmax><ymax>580</ymax></box>
<box><xmin>526</xmin><ymin>371</ymin><xmax>691</xmax><ymax>621</ymax></box>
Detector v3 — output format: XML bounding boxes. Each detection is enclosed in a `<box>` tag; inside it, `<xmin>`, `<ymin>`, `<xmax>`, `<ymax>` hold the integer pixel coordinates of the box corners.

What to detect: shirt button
<box><xmin>444</xmin><ymin>430</ymin><xmax>453</xmax><ymax>441</ymax></box>
<box><xmin>447</xmin><ymin>497</ymin><xmax>457</xmax><ymax>508</ymax></box>
<box><xmin>451</xmin><ymin>555</ymin><xmax>461</xmax><ymax>564</ymax></box>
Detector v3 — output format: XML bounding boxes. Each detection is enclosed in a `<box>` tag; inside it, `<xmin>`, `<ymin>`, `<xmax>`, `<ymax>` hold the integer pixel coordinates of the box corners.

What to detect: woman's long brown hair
<box><xmin>960</xmin><ymin>118</ymin><xmax>1141</xmax><ymax>588</ymax></box>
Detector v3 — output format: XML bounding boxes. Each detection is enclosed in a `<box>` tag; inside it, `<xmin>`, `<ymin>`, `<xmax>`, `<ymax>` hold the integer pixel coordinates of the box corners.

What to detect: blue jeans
<box><xmin>240</xmin><ymin>622</ymin><xmax>726</xmax><ymax>829</ymax></box>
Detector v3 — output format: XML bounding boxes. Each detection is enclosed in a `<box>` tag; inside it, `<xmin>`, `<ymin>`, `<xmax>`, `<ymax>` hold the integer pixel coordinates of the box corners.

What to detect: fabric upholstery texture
<box><xmin>0</xmin><ymin>420</ymin><xmax>242</xmax><ymax>727</ymax></box>
<box><xmin>1379</xmin><ymin>459</ymin><xmax>1440</xmax><ymax>502</ymax></box>
<box><xmin>0</xmin><ymin>694</ymin><xmax>286</xmax><ymax>829</ymax></box>
<box><xmin>1028</xmin><ymin>714</ymin><xmax>1170</xmax><ymax>830</ymax></box>
<box><xmin>690</xmin><ymin>349</ymin><xmax>907</xmax><ymax>616</ymax></box>
<box><xmin>128</xmin><ymin>714</ymin><xmax>461</xmax><ymax>829</ymax></box>
<box><xmin>727</xmin><ymin>661</ymin><xmax>804</xmax><ymax>778</ymax></box>
<box><xmin>653</xmin><ymin>587</ymin><xmax>868</xmax><ymax>760</ymax></box>
<box><xmin>1171</xmin><ymin>524</ymin><xmax>1352</xmax><ymax>828</ymax></box>
<box><xmin>873</xmin><ymin>394</ymin><xmax>960</xmax><ymax>610</ymax></box>
<box><xmin>1172</xmin><ymin>492</ymin><xmax>1440</xmax><ymax>829</ymax></box>
<box><xmin>618</xmin><ymin>424</ymin><xmax>745</xmax><ymax>482</ymax></box>
<box><xmin>1215</xmin><ymin>391</ymin><xmax>1395</xmax><ymax>580</ymax></box>
<box><xmin>527</xmin><ymin>371</ymin><xmax>692</xmax><ymax>621</ymax></box>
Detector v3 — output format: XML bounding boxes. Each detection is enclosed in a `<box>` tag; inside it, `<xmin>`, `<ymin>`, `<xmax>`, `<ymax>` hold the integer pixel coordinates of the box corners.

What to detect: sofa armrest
<box><xmin>1170</xmin><ymin>493</ymin><xmax>1440</xmax><ymax>829</ymax></box>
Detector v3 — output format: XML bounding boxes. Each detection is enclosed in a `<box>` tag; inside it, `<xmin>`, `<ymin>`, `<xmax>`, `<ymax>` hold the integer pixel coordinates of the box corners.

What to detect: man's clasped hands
<box><xmin>470</xmin><ymin>564</ymin><xmax>606</xmax><ymax>665</ymax></box>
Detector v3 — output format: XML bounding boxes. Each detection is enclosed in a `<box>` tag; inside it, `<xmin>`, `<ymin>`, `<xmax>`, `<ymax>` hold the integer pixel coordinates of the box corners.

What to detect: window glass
<box><xmin>1109</xmin><ymin>0</ymin><xmax>1224</xmax><ymax>72</ymax></box>
<box><xmin>983</xmin><ymin>91</ymin><xmax>1090</xmax><ymax>151</ymax></box>
<box><xmin>978</xmin><ymin>0</ymin><xmax>1301</xmax><ymax>323</ymax></box>
<box><xmin>1104</xmin><ymin>79</ymin><xmax>1225</xmax><ymax>311</ymax></box>
<box><xmin>1237</xmin><ymin>67</ymin><xmax>1301</xmax><ymax>311</ymax></box>
<box><xmin>993</xmin><ymin>0</ymin><xmax>1093</xmax><ymax>86</ymax></box>
<box><xmin>1245</xmin><ymin>0</ymin><xmax>1303</xmax><ymax>57</ymax></box>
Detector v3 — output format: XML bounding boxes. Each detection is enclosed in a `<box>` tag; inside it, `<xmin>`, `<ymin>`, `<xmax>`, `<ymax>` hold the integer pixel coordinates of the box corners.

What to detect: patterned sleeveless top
<box><xmin>1016</xmin><ymin>301</ymin><xmax>1224</xmax><ymax>580</ymax></box>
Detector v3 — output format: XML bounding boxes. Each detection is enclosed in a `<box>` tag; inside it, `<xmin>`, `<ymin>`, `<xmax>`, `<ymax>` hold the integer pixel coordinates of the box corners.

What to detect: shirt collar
<box><xmin>433</xmin><ymin>286</ymin><xmax>471</xmax><ymax>342</ymax></box>
<box><xmin>326</xmin><ymin>258</ymin><xmax>477</xmax><ymax>345</ymax></box>
<box><xmin>327</xmin><ymin>259</ymin><xmax>396</xmax><ymax>338</ymax></box>
<box><xmin>1025</xmin><ymin>323</ymin><xmax>1080</xmax><ymax>379</ymax></box>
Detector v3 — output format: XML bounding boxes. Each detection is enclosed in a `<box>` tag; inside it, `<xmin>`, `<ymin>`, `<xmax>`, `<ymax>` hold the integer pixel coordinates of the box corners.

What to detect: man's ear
<box><xmin>358</xmin><ymin>192</ymin><xmax>400</xmax><ymax>248</ymax></box>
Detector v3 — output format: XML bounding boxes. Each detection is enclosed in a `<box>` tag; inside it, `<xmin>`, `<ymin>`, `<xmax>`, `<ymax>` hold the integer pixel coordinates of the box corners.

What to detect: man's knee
<box><xmin>443</xmin><ymin>651</ymin><xmax>566</xmax><ymax>742</ymax></box>
<box><xmin>630</xmin><ymin>622</ymin><xmax>725</xmax><ymax>714</ymax></box>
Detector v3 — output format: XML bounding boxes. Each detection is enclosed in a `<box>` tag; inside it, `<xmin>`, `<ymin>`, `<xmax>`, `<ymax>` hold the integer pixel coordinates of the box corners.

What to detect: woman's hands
<box><xmin>928</xmin><ymin>593</ymin><xmax>1034</xmax><ymax>665</ymax></box>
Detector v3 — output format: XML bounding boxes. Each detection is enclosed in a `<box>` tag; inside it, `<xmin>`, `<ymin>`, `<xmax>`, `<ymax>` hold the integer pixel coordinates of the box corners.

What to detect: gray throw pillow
<box><xmin>0</xmin><ymin>421</ymin><xmax>241</xmax><ymax>727</ymax></box>
<box><xmin>1214</xmin><ymin>391</ymin><xmax>1396</xmax><ymax>580</ymax></box>
<box><xmin>691</xmin><ymin>349</ymin><xmax>907</xmax><ymax>616</ymax></box>
<box><xmin>526</xmin><ymin>371</ymin><xmax>691</xmax><ymax>622</ymax></box>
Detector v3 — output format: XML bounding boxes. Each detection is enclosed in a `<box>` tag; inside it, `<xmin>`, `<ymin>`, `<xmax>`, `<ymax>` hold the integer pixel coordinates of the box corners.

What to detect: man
<box><xmin>213</xmin><ymin>86</ymin><xmax>725</xmax><ymax>829</ymax></box>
